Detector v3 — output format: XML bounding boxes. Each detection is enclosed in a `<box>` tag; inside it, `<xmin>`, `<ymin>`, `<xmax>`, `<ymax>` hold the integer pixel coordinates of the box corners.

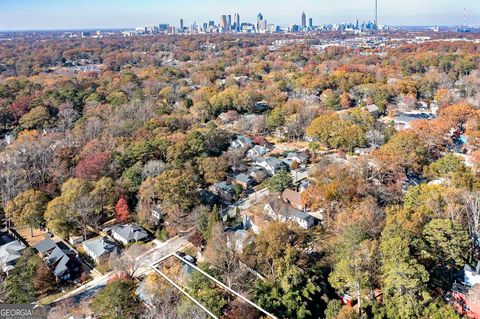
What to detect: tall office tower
<box><xmin>234</xmin><ymin>13</ymin><xmax>240</xmax><ymax>31</ymax></box>
<box><xmin>257</xmin><ymin>13</ymin><xmax>265</xmax><ymax>32</ymax></box>
<box><xmin>208</xmin><ymin>20</ymin><xmax>215</xmax><ymax>27</ymax></box>
<box><xmin>220</xmin><ymin>15</ymin><xmax>228</xmax><ymax>30</ymax></box>
<box><xmin>375</xmin><ymin>0</ymin><xmax>378</xmax><ymax>29</ymax></box>
<box><xmin>301</xmin><ymin>12</ymin><xmax>307</xmax><ymax>28</ymax></box>
<box><xmin>203</xmin><ymin>22</ymin><xmax>208</xmax><ymax>31</ymax></box>
<box><xmin>227</xmin><ymin>15</ymin><xmax>232</xmax><ymax>30</ymax></box>
<box><xmin>355</xmin><ymin>18</ymin><xmax>359</xmax><ymax>29</ymax></box>
<box><xmin>180</xmin><ymin>19</ymin><xmax>184</xmax><ymax>32</ymax></box>
<box><xmin>309</xmin><ymin>18</ymin><xmax>313</xmax><ymax>29</ymax></box>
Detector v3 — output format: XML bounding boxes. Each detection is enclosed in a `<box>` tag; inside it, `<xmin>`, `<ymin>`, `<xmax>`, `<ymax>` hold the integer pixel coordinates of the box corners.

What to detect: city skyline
<box><xmin>0</xmin><ymin>0</ymin><xmax>479</xmax><ymax>31</ymax></box>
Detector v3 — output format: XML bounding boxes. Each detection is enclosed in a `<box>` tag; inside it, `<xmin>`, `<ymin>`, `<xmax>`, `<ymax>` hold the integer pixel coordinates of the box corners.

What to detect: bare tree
<box><xmin>204</xmin><ymin>224</ymin><xmax>250</xmax><ymax>292</ymax></box>
<box><xmin>48</xmin><ymin>298</ymin><xmax>75</xmax><ymax>319</ymax></box>
<box><xmin>463</xmin><ymin>192</ymin><xmax>480</xmax><ymax>260</ymax></box>
<box><xmin>110</xmin><ymin>244</ymin><xmax>146</xmax><ymax>279</ymax></box>
<box><xmin>142</xmin><ymin>160</ymin><xmax>166</xmax><ymax>180</ymax></box>
<box><xmin>73</xmin><ymin>195</ymin><xmax>102</xmax><ymax>241</ymax></box>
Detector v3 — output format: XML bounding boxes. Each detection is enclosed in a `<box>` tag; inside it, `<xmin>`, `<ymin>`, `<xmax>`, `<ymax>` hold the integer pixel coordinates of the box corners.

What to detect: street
<box><xmin>49</xmin><ymin>235</ymin><xmax>191</xmax><ymax>305</ymax></box>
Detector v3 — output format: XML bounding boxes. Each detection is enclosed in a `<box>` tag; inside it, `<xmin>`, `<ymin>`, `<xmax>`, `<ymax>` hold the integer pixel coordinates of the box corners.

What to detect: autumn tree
<box><xmin>5</xmin><ymin>189</ymin><xmax>48</xmax><ymax>236</ymax></box>
<box><xmin>115</xmin><ymin>197</ymin><xmax>129</xmax><ymax>222</ymax></box>
<box><xmin>379</xmin><ymin>224</ymin><xmax>431</xmax><ymax>319</ymax></box>
<box><xmin>75</xmin><ymin>152</ymin><xmax>110</xmax><ymax>180</ymax></box>
<box><xmin>329</xmin><ymin>224</ymin><xmax>379</xmax><ymax>316</ymax></box>
<box><xmin>45</xmin><ymin>178</ymin><xmax>116</xmax><ymax>239</ymax></box>
<box><xmin>92</xmin><ymin>279</ymin><xmax>140</xmax><ymax>319</ymax></box>
<box><xmin>422</xmin><ymin>219</ymin><xmax>469</xmax><ymax>289</ymax></box>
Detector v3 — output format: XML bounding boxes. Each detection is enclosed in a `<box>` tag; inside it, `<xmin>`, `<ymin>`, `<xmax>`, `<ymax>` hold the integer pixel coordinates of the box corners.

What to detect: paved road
<box><xmin>50</xmin><ymin>235</ymin><xmax>191</xmax><ymax>305</ymax></box>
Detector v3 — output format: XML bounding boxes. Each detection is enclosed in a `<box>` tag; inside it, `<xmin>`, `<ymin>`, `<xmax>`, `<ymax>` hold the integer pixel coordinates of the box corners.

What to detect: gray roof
<box><xmin>234</xmin><ymin>173</ymin><xmax>251</xmax><ymax>184</ymax></box>
<box><xmin>287</xmin><ymin>152</ymin><xmax>309</xmax><ymax>162</ymax></box>
<box><xmin>34</xmin><ymin>238</ymin><xmax>57</xmax><ymax>254</ymax></box>
<box><xmin>366</xmin><ymin>104</ymin><xmax>380</xmax><ymax>113</ymax></box>
<box><xmin>47</xmin><ymin>246</ymin><xmax>70</xmax><ymax>277</ymax></box>
<box><xmin>112</xmin><ymin>224</ymin><xmax>149</xmax><ymax>242</ymax></box>
<box><xmin>35</xmin><ymin>238</ymin><xmax>75</xmax><ymax>278</ymax></box>
<box><xmin>267</xmin><ymin>199</ymin><xmax>311</xmax><ymax>221</ymax></box>
<box><xmin>255</xmin><ymin>157</ymin><xmax>285</xmax><ymax>170</ymax></box>
<box><xmin>0</xmin><ymin>240</ymin><xmax>26</xmax><ymax>269</ymax></box>
<box><xmin>394</xmin><ymin>113</ymin><xmax>433</xmax><ymax>123</ymax></box>
<box><xmin>83</xmin><ymin>237</ymin><xmax>117</xmax><ymax>258</ymax></box>
<box><xmin>212</xmin><ymin>181</ymin><xmax>235</xmax><ymax>192</ymax></box>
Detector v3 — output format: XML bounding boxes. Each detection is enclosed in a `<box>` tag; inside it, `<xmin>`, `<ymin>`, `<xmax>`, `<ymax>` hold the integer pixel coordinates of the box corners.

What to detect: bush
<box><xmin>155</xmin><ymin>228</ymin><xmax>169</xmax><ymax>241</ymax></box>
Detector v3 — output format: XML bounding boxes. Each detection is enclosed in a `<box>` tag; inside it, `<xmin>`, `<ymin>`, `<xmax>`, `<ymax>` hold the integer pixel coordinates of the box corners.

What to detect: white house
<box><xmin>230</xmin><ymin>135</ymin><xmax>253</xmax><ymax>150</ymax></box>
<box><xmin>111</xmin><ymin>224</ymin><xmax>149</xmax><ymax>245</ymax></box>
<box><xmin>264</xmin><ymin>199</ymin><xmax>314</xmax><ymax>229</ymax></box>
<box><xmin>253</xmin><ymin>157</ymin><xmax>289</xmax><ymax>176</ymax></box>
<box><xmin>464</xmin><ymin>262</ymin><xmax>480</xmax><ymax>287</ymax></box>
<box><xmin>82</xmin><ymin>237</ymin><xmax>117</xmax><ymax>264</ymax></box>
<box><xmin>0</xmin><ymin>239</ymin><xmax>26</xmax><ymax>273</ymax></box>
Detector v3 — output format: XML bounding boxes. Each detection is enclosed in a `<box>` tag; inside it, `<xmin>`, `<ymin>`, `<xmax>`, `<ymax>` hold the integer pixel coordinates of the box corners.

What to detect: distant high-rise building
<box><xmin>257</xmin><ymin>13</ymin><xmax>266</xmax><ymax>32</ymax></box>
<box><xmin>375</xmin><ymin>0</ymin><xmax>378</xmax><ymax>29</ymax></box>
<box><xmin>220</xmin><ymin>15</ymin><xmax>228</xmax><ymax>30</ymax></box>
<box><xmin>158</xmin><ymin>24</ymin><xmax>169</xmax><ymax>32</ymax></box>
<box><xmin>209</xmin><ymin>20</ymin><xmax>215</xmax><ymax>27</ymax></box>
<box><xmin>180</xmin><ymin>19</ymin><xmax>184</xmax><ymax>32</ymax></box>
<box><xmin>309</xmin><ymin>18</ymin><xmax>313</xmax><ymax>29</ymax></box>
<box><xmin>203</xmin><ymin>22</ymin><xmax>208</xmax><ymax>31</ymax></box>
<box><xmin>301</xmin><ymin>12</ymin><xmax>307</xmax><ymax>28</ymax></box>
<box><xmin>227</xmin><ymin>15</ymin><xmax>232</xmax><ymax>30</ymax></box>
<box><xmin>234</xmin><ymin>13</ymin><xmax>240</xmax><ymax>31</ymax></box>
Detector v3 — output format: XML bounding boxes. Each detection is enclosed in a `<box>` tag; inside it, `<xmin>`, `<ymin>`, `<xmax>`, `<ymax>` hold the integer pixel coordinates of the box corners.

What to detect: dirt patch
<box><xmin>15</xmin><ymin>227</ymin><xmax>50</xmax><ymax>246</ymax></box>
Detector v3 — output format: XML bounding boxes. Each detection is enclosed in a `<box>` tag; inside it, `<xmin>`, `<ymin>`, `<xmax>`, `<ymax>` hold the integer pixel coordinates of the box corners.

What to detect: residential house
<box><xmin>111</xmin><ymin>224</ymin><xmax>149</xmax><ymax>245</ymax></box>
<box><xmin>253</xmin><ymin>157</ymin><xmax>289</xmax><ymax>176</ymax></box>
<box><xmin>230</xmin><ymin>135</ymin><xmax>253</xmax><ymax>150</ymax></box>
<box><xmin>242</xmin><ymin>210</ymin><xmax>267</xmax><ymax>235</ymax></box>
<box><xmin>34</xmin><ymin>238</ymin><xmax>80</xmax><ymax>281</ymax></box>
<box><xmin>224</xmin><ymin>224</ymin><xmax>253</xmax><ymax>253</ymax></box>
<box><xmin>354</xmin><ymin>146</ymin><xmax>376</xmax><ymax>155</ymax></box>
<box><xmin>248</xmin><ymin>167</ymin><xmax>268</xmax><ymax>184</ymax></box>
<box><xmin>286</xmin><ymin>152</ymin><xmax>309</xmax><ymax>165</ymax></box>
<box><xmin>452</xmin><ymin>283</ymin><xmax>480</xmax><ymax>319</ymax></box>
<box><xmin>233</xmin><ymin>173</ymin><xmax>254</xmax><ymax>189</ymax></box>
<box><xmin>282</xmin><ymin>189</ymin><xmax>304</xmax><ymax>210</ymax></box>
<box><xmin>393</xmin><ymin>112</ymin><xmax>434</xmax><ymax>130</ymax></box>
<box><xmin>152</xmin><ymin>206</ymin><xmax>164</xmax><ymax>224</ymax></box>
<box><xmin>0</xmin><ymin>235</ymin><xmax>26</xmax><ymax>273</ymax></box>
<box><xmin>82</xmin><ymin>237</ymin><xmax>118</xmax><ymax>264</ymax></box>
<box><xmin>450</xmin><ymin>262</ymin><xmax>480</xmax><ymax>318</ymax></box>
<box><xmin>254</xmin><ymin>101</ymin><xmax>269</xmax><ymax>113</ymax></box>
<box><xmin>264</xmin><ymin>198</ymin><xmax>314</xmax><ymax>229</ymax></box>
<box><xmin>209</xmin><ymin>181</ymin><xmax>236</xmax><ymax>202</ymax></box>
<box><xmin>247</xmin><ymin>145</ymin><xmax>269</xmax><ymax>158</ymax></box>
<box><xmin>366</xmin><ymin>104</ymin><xmax>381</xmax><ymax>117</ymax></box>
<box><xmin>464</xmin><ymin>262</ymin><xmax>480</xmax><ymax>286</ymax></box>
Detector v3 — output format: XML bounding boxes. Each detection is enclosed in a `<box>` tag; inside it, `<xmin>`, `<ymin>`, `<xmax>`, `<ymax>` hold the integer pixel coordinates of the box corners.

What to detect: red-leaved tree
<box><xmin>115</xmin><ymin>197</ymin><xmax>130</xmax><ymax>222</ymax></box>
<box><xmin>75</xmin><ymin>152</ymin><xmax>110</xmax><ymax>180</ymax></box>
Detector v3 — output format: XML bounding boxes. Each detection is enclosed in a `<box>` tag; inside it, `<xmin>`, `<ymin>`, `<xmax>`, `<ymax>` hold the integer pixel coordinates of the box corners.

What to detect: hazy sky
<box><xmin>0</xmin><ymin>0</ymin><xmax>479</xmax><ymax>31</ymax></box>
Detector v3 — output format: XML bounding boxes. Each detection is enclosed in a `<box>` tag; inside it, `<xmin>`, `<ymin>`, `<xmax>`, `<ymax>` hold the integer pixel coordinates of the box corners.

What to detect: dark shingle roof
<box><xmin>34</xmin><ymin>238</ymin><xmax>57</xmax><ymax>254</ymax></box>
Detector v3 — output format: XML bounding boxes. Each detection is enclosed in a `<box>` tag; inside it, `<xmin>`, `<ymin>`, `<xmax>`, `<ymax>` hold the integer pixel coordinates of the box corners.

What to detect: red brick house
<box><xmin>451</xmin><ymin>283</ymin><xmax>480</xmax><ymax>319</ymax></box>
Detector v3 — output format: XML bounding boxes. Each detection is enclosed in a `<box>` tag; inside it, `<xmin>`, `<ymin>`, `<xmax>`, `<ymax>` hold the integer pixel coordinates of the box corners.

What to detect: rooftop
<box><xmin>83</xmin><ymin>236</ymin><xmax>117</xmax><ymax>258</ymax></box>
<box><xmin>112</xmin><ymin>224</ymin><xmax>149</xmax><ymax>242</ymax></box>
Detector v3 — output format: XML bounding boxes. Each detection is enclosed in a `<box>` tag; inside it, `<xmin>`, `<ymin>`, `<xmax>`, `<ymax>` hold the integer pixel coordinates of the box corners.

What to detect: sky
<box><xmin>0</xmin><ymin>0</ymin><xmax>479</xmax><ymax>31</ymax></box>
